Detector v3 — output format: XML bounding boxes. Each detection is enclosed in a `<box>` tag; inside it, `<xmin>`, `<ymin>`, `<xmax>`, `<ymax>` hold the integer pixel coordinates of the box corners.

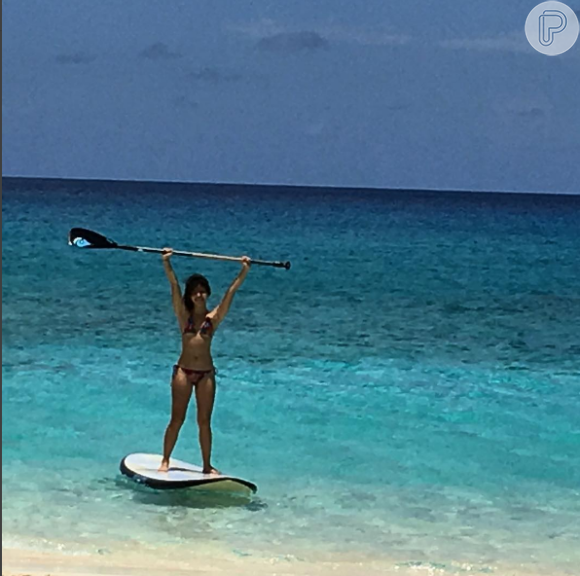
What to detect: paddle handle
<box><xmin>118</xmin><ymin>244</ymin><xmax>291</xmax><ymax>269</ymax></box>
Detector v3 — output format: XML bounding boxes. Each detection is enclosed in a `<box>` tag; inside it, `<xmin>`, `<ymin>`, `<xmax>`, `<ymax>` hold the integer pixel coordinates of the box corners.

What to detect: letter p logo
<box><xmin>526</xmin><ymin>2</ymin><xmax>579</xmax><ymax>55</ymax></box>
<box><xmin>539</xmin><ymin>10</ymin><xmax>567</xmax><ymax>46</ymax></box>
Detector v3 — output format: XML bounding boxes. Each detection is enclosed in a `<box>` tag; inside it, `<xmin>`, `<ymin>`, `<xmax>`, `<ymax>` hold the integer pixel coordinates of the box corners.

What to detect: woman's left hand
<box><xmin>241</xmin><ymin>256</ymin><xmax>252</xmax><ymax>271</ymax></box>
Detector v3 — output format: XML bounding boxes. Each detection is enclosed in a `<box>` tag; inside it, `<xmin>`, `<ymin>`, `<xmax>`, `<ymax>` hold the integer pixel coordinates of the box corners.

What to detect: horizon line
<box><xmin>2</xmin><ymin>174</ymin><xmax>579</xmax><ymax>198</ymax></box>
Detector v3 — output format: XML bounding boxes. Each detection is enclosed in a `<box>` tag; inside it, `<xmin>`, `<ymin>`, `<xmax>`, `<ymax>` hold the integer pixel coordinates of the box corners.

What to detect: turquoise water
<box><xmin>2</xmin><ymin>178</ymin><xmax>580</xmax><ymax>574</ymax></box>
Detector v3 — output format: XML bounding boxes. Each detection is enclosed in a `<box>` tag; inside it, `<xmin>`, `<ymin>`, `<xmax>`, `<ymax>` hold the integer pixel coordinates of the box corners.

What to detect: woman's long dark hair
<box><xmin>183</xmin><ymin>274</ymin><xmax>212</xmax><ymax>313</ymax></box>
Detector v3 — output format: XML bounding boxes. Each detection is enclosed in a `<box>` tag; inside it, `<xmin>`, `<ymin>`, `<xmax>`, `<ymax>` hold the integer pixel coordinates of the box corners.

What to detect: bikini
<box><xmin>173</xmin><ymin>316</ymin><xmax>215</xmax><ymax>385</ymax></box>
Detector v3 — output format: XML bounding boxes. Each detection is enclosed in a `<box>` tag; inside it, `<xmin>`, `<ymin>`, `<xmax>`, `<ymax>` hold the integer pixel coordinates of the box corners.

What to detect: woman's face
<box><xmin>190</xmin><ymin>284</ymin><xmax>209</xmax><ymax>305</ymax></box>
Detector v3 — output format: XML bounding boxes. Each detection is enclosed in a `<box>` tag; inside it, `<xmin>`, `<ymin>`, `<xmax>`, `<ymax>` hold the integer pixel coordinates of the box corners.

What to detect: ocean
<box><xmin>2</xmin><ymin>177</ymin><xmax>579</xmax><ymax>574</ymax></box>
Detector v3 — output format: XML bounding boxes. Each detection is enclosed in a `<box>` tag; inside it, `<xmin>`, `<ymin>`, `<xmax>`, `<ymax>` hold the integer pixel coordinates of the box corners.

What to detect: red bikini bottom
<box><xmin>173</xmin><ymin>365</ymin><xmax>215</xmax><ymax>385</ymax></box>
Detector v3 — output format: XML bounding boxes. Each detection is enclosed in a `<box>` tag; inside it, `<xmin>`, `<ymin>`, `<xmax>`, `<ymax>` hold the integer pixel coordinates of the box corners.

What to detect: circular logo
<box><xmin>525</xmin><ymin>2</ymin><xmax>579</xmax><ymax>55</ymax></box>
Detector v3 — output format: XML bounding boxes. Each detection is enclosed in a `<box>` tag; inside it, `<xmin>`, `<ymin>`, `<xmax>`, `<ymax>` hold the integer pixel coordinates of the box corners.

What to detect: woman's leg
<box><xmin>195</xmin><ymin>371</ymin><xmax>218</xmax><ymax>474</ymax></box>
<box><xmin>159</xmin><ymin>367</ymin><xmax>193</xmax><ymax>472</ymax></box>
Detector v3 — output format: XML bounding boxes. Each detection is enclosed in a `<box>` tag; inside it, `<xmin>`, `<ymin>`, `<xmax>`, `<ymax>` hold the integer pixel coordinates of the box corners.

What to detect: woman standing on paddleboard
<box><xmin>159</xmin><ymin>248</ymin><xmax>251</xmax><ymax>474</ymax></box>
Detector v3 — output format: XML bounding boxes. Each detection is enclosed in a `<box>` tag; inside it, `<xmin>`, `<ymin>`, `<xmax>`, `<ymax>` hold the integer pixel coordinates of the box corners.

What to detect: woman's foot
<box><xmin>203</xmin><ymin>465</ymin><xmax>221</xmax><ymax>475</ymax></box>
<box><xmin>158</xmin><ymin>459</ymin><xmax>170</xmax><ymax>472</ymax></box>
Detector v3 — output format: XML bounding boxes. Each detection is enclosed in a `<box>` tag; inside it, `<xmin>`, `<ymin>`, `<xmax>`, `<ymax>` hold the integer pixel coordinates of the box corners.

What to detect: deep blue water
<box><xmin>2</xmin><ymin>178</ymin><xmax>579</xmax><ymax>574</ymax></box>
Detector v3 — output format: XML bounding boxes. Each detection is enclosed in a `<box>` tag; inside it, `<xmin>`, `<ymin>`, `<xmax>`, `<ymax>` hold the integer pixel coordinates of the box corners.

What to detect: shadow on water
<box><xmin>113</xmin><ymin>477</ymin><xmax>268</xmax><ymax>511</ymax></box>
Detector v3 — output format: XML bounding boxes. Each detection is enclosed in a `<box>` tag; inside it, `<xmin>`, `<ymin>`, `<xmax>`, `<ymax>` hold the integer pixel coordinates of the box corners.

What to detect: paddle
<box><xmin>68</xmin><ymin>228</ymin><xmax>291</xmax><ymax>269</ymax></box>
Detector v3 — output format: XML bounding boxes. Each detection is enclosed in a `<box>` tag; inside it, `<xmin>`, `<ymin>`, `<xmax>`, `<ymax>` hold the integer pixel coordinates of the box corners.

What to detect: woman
<box><xmin>159</xmin><ymin>248</ymin><xmax>251</xmax><ymax>474</ymax></box>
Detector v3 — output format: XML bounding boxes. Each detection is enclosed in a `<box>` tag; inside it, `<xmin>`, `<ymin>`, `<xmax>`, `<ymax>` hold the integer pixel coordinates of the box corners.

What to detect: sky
<box><xmin>2</xmin><ymin>0</ymin><xmax>580</xmax><ymax>193</ymax></box>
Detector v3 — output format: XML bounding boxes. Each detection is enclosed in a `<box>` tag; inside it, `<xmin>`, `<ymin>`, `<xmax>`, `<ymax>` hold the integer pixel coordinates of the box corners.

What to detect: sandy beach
<box><xmin>4</xmin><ymin>546</ymin><xmax>578</xmax><ymax>576</ymax></box>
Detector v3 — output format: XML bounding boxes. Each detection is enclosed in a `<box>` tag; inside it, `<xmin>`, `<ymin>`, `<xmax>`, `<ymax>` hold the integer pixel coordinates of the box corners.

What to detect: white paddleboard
<box><xmin>120</xmin><ymin>453</ymin><xmax>257</xmax><ymax>494</ymax></box>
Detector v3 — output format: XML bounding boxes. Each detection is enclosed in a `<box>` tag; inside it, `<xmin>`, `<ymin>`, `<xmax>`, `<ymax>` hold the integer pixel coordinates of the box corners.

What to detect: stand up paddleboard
<box><xmin>120</xmin><ymin>453</ymin><xmax>257</xmax><ymax>494</ymax></box>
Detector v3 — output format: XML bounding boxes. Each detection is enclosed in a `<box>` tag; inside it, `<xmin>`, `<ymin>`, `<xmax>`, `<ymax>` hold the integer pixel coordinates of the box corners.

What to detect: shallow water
<box><xmin>3</xmin><ymin>178</ymin><xmax>579</xmax><ymax>573</ymax></box>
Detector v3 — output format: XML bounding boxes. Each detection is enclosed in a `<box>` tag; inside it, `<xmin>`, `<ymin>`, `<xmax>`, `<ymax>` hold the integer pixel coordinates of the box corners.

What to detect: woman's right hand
<box><xmin>162</xmin><ymin>248</ymin><xmax>174</xmax><ymax>261</ymax></box>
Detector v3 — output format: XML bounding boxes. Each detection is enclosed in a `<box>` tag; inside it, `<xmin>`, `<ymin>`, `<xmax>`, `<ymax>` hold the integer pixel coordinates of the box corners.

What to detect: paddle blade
<box><xmin>68</xmin><ymin>228</ymin><xmax>118</xmax><ymax>249</ymax></box>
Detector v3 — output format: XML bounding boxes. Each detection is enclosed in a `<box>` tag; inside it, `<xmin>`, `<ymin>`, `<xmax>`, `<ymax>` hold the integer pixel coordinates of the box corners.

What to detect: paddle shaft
<box><xmin>115</xmin><ymin>244</ymin><xmax>290</xmax><ymax>269</ymax></box>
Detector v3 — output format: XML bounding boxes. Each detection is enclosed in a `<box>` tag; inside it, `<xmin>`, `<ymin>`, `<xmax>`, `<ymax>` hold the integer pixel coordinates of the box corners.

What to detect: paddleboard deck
<box><xmin>120</xmin><ymin>453</ymin><xmax>257</xmax><ymax>494</ymax></box>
